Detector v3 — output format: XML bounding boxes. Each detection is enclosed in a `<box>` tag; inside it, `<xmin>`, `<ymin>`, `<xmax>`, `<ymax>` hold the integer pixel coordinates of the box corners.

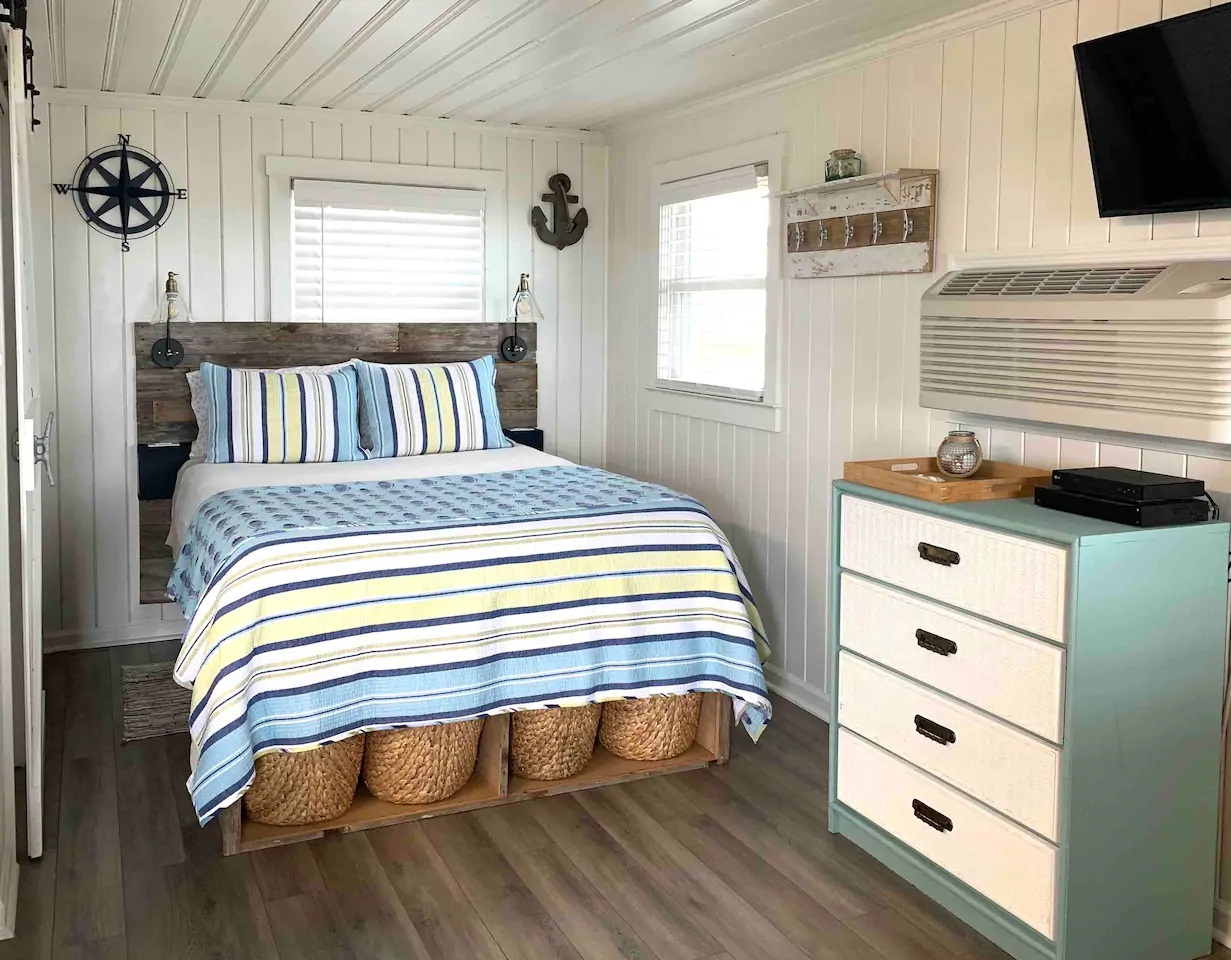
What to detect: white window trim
<box><xmin>267</xmin><ymin>156</ymin><xmax>506</xmax><ymax>325</ymax></box>
<box><xmin>646</xmin><ymin>134</ymin><xmax>787</xmax><ymax>433</ymax></box>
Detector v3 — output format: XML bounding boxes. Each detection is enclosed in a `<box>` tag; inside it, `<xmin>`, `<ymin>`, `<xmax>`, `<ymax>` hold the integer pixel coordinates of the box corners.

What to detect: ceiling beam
<box><xmin>100</xmin><ymin>0</ymin><xmax>129</xmax><ymax>92</ymax></box>
<box><xmin>46</xmin><ymin>0</ymin><xmax>66</xmax><ymax>88</ymax></box>
<box><xmin>240</xmin><ymin>0</ymin><xmax>340</xmax><ymax>102</ymax></box>
<box><xmin>195</xmin><ymin>0</ymin><xmax>272</xmax><ymax>98</ymax></box>
<box><xmin>149</xmin><ymin>0</ymin><xmax>203</xmax><ymax>96</ymax></box>
<box><xmin>281</xmin><ymin>0</ymin><xmax>414</xmax><ymax>104</ymax></box>
<box><xmin>317</xmin><ymin>0</ymin><xmax>481</xmax><ymax>113</ymax></box>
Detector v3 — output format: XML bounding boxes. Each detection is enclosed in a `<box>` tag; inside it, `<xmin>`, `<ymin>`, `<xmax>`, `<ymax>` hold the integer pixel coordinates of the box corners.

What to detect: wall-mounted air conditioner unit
<box><xmin>919</xmin><ymin>260</ymin><xmax>1231</xmax><ymax>445</ymax></box>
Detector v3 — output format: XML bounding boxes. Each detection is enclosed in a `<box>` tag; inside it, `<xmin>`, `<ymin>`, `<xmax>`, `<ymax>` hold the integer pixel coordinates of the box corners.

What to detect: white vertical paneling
<box><xmin>1142</xmin><ymin>449</ymin><xmax>1188</xmax><ymax>475</ymax></box>
<box><xmin>41</xmin><ymin>104</ymin><xmax>605</xmax><ymax>647</ymax></box>
<box><xmin>371</xmin><ymin>125</ymin><xmax>400</xmax><ymax>164</ymax></box>
<box><xmin>783</xmin><ymin>81</ymin><xmax>817</xmax><ymax>191</ymax></box>
<box><xmin>312</xmin><ymin>120</ymin><xmax>342</xmax><ymax>160</ymax></box>
<box><xmin>1099</xmin><ymin>443</ymin><xmax>1142</xmax><ymax>469</ymax></box>
<box><xmin>804</xmin><ymin>280</ymin><xmax>833</xmax><ymax>690</ymax></box>
<box><xmin>220</xmin><ymin>114</ymin><xmax>255</xmax><ymax>323</ymax></box>
<box><xmin>121</xmin><ymin>108</ymin><xmax>162</xmax><ymax>626</ymax></box>
<box><xmin>50</xmin><ymin>103</ymin><xmax>94</xmax><ymax>632</ymax></box>
<box><xmin>1032</xmin><ymin>1</ymin><xmax>1079</xmax><ymax>248</ymax></box>
<box><xmin>966</xmin><ymin>23</ymin><xmax>1006</xmax><ymax>252</ymax></box>
<box><xmin>997</xmin><ymin>12</ymin><xmax>1040</xmax><ymax>251</ymax></box>
<box><xmin>31</xmin><ymin>105</ymin><xmax>61</xmax><ymax>632</ymax></box>
<box><xmin>783</xmin><ymin>279</ymin><xmax>812</xmax><ymax>680</ymax></box>
<box><xmin>428</xmin><ymin>129</ymin><xmax>455</xmax><ymax>167</ymax></box>
<box><xmin>859</xmin><ymin>59</ymin><xmax>889</xmax><ymax>175</ymax></box>
<box><xmin>580</xmin><ymin>143</ymin><xmax>607</xmax><ymax>468</ymax></box>
<box><xmin>251</xmin><ymin>118</ymin><xmax>282</xmax><ymax>322</ymax></box>
<box><xmin>86</xmin><ymin>106</ymin><xmax>129</xmax><ymax>629</ymax></box>
<box><xmin>282</xmin><ymin>118</ymin><xmax>313</xmax><ymax>158</ymax></box>
<box><xmin>532</xmin><ymin>138</ymin><xmax>559</xmax><ymax>452</ymax></box>
<box><xmin>937</xmin><ymin>33</ymin><xmax>974</xmax><ymax>256</ymax></box>
<box><xmin>454</xmin><ymin>131</ymin><xmax>482</xmax><ymax>169</ymax></box>
<box><xmin>884</xmin><ymin>55</ymin><xmax>912</xmax><ymax>170</ymax></box>
<box><xmin>1058</xmin><ymin>437</ymin><xmax>1099</xmax><ymax>467</ymax></box>
<box><xmin>988</xmin><ymin>429</ymin><xmax>1024</xmax><ymax>463</ymax></box>
<box><xmin>554</xmin><ymin>140</ymin><xmax>584</xmax><ymax>463</ymax></box>
<box><xmin>121</xmin><ymin>109</ymin><xmax>158</xmax><ymax>325</ymax></box>
<box><xmin>341</xmin><ymin>122</ymin><xmax>371</xmax><ymax>162</ymax></box>
<box><xmin>400</xmin><ymin>128</ymin><xmax>428</xmax><ymax>165</ymax></box>
<box><xmin>154</xmin><ymin>111</ymin><xmax>190</xmax><ymax>311</ymax></box>
<box><xmin>1068</xmin><ymin>0</ymin><xmax>1118</xmax><ymax>246</ymax></box>
<box><xmin>1022</xmin><ymin>434</ymin><xmax>1061</xmax><ymax>470</ymax></box>
<box><xmin>187</xmin><ymin>114</ymin><xmax>223</xmax><ymax>323</ymax></box>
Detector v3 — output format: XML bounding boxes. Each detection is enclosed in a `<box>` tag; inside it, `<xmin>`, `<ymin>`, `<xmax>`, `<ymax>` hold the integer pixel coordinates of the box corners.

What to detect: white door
<box><xmin>5</xmin><ymin>24</ymin><xmax>47</xmax><ymax>862</ymax></box>
<box><xmin>0</xmin><ymin>21</ymin><xmax>28</xmax><ymax>939</ymax></box>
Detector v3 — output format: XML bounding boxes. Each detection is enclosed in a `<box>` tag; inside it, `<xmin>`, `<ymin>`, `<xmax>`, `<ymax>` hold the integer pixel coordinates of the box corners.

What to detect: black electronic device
<box><xmin>1074</xmin><ymin>5</ymin><xmax>1231</xmax><ymax>217</ymax></box>
<box><xmin>1034</xmin><ymin>485</ymin><xmax>1210</xmax><ymax>527</ymax></box>
<box><xmin>1050</xmin><ymin>466</ymin><xmax>1205</xmax><ymax>503</ymax></box>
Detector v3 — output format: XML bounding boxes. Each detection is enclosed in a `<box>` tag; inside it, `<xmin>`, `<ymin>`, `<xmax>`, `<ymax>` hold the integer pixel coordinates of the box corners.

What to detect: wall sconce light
<box><xmin>501</xmin><ymin>273</ymin><xmax>538</xmax><ymax>363</ymax></box>
<box><xmin>151</xmin><ymin>271</ymin><xmax>189</xmax><ymax>368</ymax></box>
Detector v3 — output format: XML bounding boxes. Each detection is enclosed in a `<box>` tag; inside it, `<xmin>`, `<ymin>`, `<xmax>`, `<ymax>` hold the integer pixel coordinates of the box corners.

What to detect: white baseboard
<box><xmin>1215</xmin><ymin>898</ymin><xmax>1230</xmax><ymax>949</ymax></box>
<box><xmin>45</xmin><ymin>619</ymin><xmax>185</xmax><ymax>653</ymax></box>
<box><xmin>763</xmin><ymin>663</ymin><xmax>831</xmax><ymax>722</ymax></box>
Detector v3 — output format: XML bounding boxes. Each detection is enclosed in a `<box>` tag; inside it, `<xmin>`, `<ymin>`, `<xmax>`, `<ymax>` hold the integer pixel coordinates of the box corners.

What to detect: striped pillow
<box><xmin>199</xmin><ymin>362</ymin><xmax>364</xmax><ymax>464</ymax></box>
<box><xmin>355</xmin><ymin>356</ymin><xmax>512</xmax><ymax>458</ymax></box>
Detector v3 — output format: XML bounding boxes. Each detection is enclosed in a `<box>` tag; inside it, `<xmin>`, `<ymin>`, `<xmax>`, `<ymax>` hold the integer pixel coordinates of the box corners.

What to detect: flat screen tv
<box><xmin>1075</xmin><ymin>5</ymin><xmax>1231</xmax><ymax>217</ymax></box>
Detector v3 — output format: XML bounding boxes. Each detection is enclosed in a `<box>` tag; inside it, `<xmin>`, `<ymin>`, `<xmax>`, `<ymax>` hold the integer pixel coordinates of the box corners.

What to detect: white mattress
<box><xmin>168</xmin><ymin>445</ymin><xmax>570</xmax><ymax>556</ymax></box>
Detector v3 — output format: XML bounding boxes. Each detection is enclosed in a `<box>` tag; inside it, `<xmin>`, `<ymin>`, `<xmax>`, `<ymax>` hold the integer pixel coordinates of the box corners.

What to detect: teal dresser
<box><xmin>829</xmin><ymin>480</ymin><xmax>1230</xmax><ymax>960</ymax></box>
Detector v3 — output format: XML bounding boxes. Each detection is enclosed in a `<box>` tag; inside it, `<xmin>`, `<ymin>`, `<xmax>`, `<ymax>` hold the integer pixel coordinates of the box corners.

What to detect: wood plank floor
<box><xmin>3</xmin><ymin>647</ymin><xmax>1229</xmax><ymax>960</ymax></box>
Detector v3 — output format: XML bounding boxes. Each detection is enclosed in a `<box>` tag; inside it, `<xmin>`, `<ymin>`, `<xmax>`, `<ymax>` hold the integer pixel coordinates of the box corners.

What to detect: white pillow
<box><xmin>186</xmin><ymin>361</ymin><xmax>350</xmax><ymax>459</ymax></box>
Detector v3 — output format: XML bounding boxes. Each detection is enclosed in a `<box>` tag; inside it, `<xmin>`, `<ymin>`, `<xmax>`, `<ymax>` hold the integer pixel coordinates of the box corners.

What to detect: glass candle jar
<box><xmin>936</xmin><ymin>430</ymin><xmax>983</xmax><ymax>479</ymax></box>
<box><xmin>825</xmin><ymin>149</ymin><xmax>862</xmax><ymax>182</ymax></box>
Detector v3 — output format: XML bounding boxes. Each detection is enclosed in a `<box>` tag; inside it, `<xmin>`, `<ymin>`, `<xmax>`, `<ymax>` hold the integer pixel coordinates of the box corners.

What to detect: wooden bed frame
<box><xmin>219</xmin><ymin>693</ymin><xmax>732</xmax><ymax>855</ymax></box>
<box><xmin>133</xmin><ymin>320</ymin><xmax>537</xmax><ymax>604</ymax></box>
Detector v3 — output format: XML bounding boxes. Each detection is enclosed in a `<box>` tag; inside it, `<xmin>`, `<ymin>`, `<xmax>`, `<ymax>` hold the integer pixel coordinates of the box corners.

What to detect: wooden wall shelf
<box><xmin>782</xmin><ymin>168</ymin><xmax>938</xmax><ymax>279</ymax></box>
<box><xmin>219</xmin><ymin>692</ymin><xmax>732</xmax><ymax>855</ymax></box>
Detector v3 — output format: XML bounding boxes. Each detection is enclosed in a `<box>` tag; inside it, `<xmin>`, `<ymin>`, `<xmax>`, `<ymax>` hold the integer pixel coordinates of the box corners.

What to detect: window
<box><xmin>266</xmin><ymin>156</ymin><xmax>506</xmax><ymax>325</ymax></box>
<box><xmin>656</xmin><ymin>164</ymin><xmax>770</xmax><ymax>399</ymax></box>
<box><xmin>292</xmin><ymin>179</ymin><xmax>485</xmax><ymax>324</ymax></box>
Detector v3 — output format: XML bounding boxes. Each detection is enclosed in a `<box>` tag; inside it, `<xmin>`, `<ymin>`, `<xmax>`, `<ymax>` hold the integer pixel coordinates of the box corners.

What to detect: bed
<box><xmin>135</xmin><ymin>321</ymin><xmax>771</xmax><ymax>852</ymax></box>
<box><xmin>167</xmin><ymin>443</ymin><xmax>772</xmax><ymax>835</ymax></box>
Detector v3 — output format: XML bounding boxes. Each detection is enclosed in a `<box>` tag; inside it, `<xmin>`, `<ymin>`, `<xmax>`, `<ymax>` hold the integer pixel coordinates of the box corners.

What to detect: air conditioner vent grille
<box><xmin>938</xmin><ymin>265</ymin><xmax>1165</xmax><ymax>297</ymax></box>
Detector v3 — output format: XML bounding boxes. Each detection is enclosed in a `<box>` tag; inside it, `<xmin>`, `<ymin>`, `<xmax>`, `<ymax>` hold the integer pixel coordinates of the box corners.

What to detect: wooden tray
<box><xmin>844</xmin><ymin>457</ymin><xmax>1050</xmax><ymax>503</ymax></box>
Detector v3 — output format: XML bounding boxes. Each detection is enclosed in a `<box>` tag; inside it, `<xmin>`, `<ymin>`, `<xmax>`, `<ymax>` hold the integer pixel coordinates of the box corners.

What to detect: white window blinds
<box><xmin>656</xmin><ymin>163</ymin><xmax>770</xmax><ymax>400</ymax></box>
<box><xmin>293</xmin><ymin>179</ymin><xmax>485</xmax><ymax>323</ymax></box>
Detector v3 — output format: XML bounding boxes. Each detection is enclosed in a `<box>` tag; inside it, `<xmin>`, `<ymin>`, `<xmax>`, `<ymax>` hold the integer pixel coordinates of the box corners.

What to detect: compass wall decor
<box><xmin>53</xmin><ymin>134</ymin><xmax>186</xmax><ymax>251</ymax></box>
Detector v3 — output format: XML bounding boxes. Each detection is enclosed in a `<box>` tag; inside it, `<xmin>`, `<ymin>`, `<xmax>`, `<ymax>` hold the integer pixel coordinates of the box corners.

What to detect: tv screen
<box><xmin>1075</xmin><ymin>6</ymin><xmax>1231</xmax><ymax>217</ymax></box>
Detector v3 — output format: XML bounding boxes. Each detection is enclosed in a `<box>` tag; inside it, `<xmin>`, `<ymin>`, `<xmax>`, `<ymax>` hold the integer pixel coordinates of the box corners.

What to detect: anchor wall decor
<box><xmin>531</xmin><ymin>173</ymin><xmax>588</xmax><ymax>250</ymax></box>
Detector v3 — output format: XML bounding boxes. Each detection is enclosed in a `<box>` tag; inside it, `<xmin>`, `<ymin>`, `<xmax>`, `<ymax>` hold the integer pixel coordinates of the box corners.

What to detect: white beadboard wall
<box><xmin>32</xmin><ymin>95</ymin><xmax>608</xmax><ymax>650</ymax></box>
<box><xmin>605</xmin><ymin>0</ymin><xmax>1231</xmax><ymax>720</ymax></box>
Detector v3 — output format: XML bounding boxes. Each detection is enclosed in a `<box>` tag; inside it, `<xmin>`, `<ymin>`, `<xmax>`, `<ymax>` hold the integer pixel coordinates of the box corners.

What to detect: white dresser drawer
<box><xmin>837</xmin><ymin>729</ymin><xmax>1057</xmax><ymax>939</ymax></box>
<box><xmin>839</xmin><ymin>573</ymin><xmax>1065</xmax><ymax>742</ymax></box>
<box><xmin>840</xmin><ymin>496</ymin><xmax>1068</xmax><ymax>642</ymax></box>
<box><xmin>838</xmin><ymin>652</ymin><xmax>1061</xmax><ymax>840</ymax></box>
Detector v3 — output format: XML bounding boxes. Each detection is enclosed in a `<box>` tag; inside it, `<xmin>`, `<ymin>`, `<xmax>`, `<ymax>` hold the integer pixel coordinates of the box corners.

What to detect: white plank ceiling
<box><xmin>31</xmin><ymin>0</ymin><xmax>987</xmax><ymax>129</ymax></box>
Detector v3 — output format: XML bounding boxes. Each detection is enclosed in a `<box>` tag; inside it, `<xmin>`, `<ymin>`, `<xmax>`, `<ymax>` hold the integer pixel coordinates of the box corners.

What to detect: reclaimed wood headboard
<box><xmin>134</xmin><ymin>321</ymin><xmax>537</xmax><ymax>604</ymax></box>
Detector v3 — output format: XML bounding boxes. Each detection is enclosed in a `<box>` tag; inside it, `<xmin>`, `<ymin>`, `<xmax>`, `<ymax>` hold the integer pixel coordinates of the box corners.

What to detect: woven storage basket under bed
<box><xmin>511</xmin><ymin>703</ymin><xmax>601</xmax><ymax>780</ymax></box>
<box><xmin>363</xmin><ymin>718</ymin><xmax>485</xmax><ymax>804</ymax></box>
<box><xmin>600</xmin><ymin>693</ymin><xmax>703</xmax><ymax>761</ymax></box>
<box><xmin>243</xmin><ymin>732</ymin><xmax>366</xmax><ymax>826</ymax></box>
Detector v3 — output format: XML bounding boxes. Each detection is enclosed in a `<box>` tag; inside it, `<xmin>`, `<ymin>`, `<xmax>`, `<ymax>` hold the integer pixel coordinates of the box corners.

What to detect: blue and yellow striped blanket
<box><xmin>170</xmin><ymin>465</ymin><xmax>772</xmax><ymax>823</ymax></box>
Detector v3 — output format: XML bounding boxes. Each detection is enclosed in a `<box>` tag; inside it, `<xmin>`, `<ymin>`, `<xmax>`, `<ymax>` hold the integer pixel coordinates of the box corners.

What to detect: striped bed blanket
<box><xmin>169</xmin><ymin>465</ymin><xmax>772</xmax><ymax>824</ymax></box>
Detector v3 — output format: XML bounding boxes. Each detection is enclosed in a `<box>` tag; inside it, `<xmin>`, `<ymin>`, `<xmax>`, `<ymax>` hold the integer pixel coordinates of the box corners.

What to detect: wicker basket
<box><xmin>243</xmin><ymin>733</ymin><xmax>365</xmax><ymax>826</ymax></box>
<box><xmin>362</xmin><ymin>718</ymin><xmax>485</xmax><ymax>804</ymax></box>
<box><xmin>599</xmin><ymin>693</ymin><xmax>703</xmax><ymax>761</ymax></box>
<box><xmin>511</xmin><ymin>704</ymin><xmax>601</xmax><ymax>780</ymax></box>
